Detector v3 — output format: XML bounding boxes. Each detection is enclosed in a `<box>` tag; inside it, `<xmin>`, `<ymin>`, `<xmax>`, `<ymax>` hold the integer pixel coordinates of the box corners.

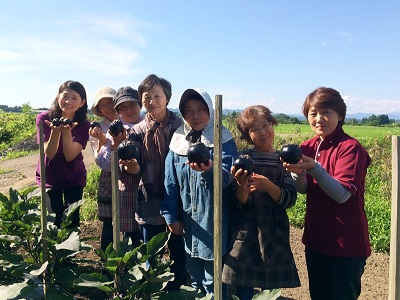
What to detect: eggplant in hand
<box><xmin>117</xmin><ymin>140</ymin><xmax>139</xmax><ymax>161</ymax></box>
<box><xmin>187</xmin><ymin>142</ymin><xmax>210</xmax><ymax>166</ymax></box>
<box><xmin>109</xmin><ymin>120</ymin><xmax>124</xmax><ymax>136</ymax></box>
<box><xmin>279</xmin><ymin>144</ymin><xmax>302</xmax><ymax>164</ymax></box>
<box><xmin>233</xmin><ymin>154</ymin><xmax>255</xmax><ymax>176</ymax></box>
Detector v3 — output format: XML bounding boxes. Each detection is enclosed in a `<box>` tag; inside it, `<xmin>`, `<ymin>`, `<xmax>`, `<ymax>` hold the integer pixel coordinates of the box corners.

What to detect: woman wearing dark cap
<box><xmin>97</xmin><ymin>86</ymin><xmax>143</xmax><ymax>248</ymax></box>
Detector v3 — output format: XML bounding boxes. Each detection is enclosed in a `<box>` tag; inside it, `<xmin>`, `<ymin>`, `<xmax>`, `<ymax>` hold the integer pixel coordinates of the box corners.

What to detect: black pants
<box><xmin>47</xmin><ymin>186</ymin><xmax>83</xmax><ymax>228</ymax></box>
<box><xmin>305</xmin><ymin>248</ymin><xmax>366</xmax><ymax>300</ymax></box>
<box><xmin>140</xmin><ymin>224</ymin><xmax>187</xmax><ymax>291</ymax></box>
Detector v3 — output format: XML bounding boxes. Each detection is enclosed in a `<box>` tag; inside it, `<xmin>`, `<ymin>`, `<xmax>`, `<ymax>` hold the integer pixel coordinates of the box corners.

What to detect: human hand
<box><xmin>283</xmin><ymin>154</ymin><xmax>316</xmax><ymax>173</ymax></box>
<box><xmin>188</xmin><ymin>159</ymin><xmax>213</xmax><ymax>172</ymax></box>
<box><xmin>247</xmin><ymin>173</ymin><xmax>269</xmax><ymax>193</ymax></box>
<box><xmin>168</xmin><ymin>221</ymin><xmax>184</xmax><ymax>235</ymax></box>
<box><xmin>231</xmin><ymin>165</ymin><xmax>251</xmax><ymax>186</ymax></box>
<box><xmin>89</xmin><ymin>126</ymin><xmax>104</xmax><ymax>138</ymax></box>
<box><xmin>120</xmin><ymin>158</ymin><xmax>140</xmax><ymax>174</ymax></box>
<box><xmin>110</xmin><ymin>128</ymin><xmax>126</xmax><ymax>150</ymax></box>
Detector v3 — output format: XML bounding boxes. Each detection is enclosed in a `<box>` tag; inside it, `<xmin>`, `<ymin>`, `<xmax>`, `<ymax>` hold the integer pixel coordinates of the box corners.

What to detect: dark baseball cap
<box><xmin>113</xmin><ymin>86</ymin><xmax>141</xmax><ymax>109</ymax></box>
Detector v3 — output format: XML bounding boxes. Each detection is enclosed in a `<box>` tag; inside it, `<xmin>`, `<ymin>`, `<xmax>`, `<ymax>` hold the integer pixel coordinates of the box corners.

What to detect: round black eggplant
<box><xmin>51</xmin><ymin>118</ymin><xmax>62</xmax><ymax>127</ymax></box>
<box><xmin>90</xmin><ymin>121</ymin><xmax>101</xmax><ymax>128</ymax></box>
<box><xmin>233</xmin><ymin>154</ymin><xmax>254</xmax><ymax>175</ymax></box>
<box><xmin>187</xmin><ymin>142</ymin><xmax>210</xmax><ymax>166</ymax></box>
<box><xmin>109</xmin><ymin>120</ymin><xmax>124</xmax><ymax>136</ymax></box>
<box><xmin>279</xmin><ymin>144</ymin><xmax>302</xmax><ymax>164</ymax></box>
<box><xmin>58</xmin><ymin>117</ymin><xmax>72</xmax><ymax>126</ymax></box>
<box><xmin>117</xmin><ymin>140</ymin><xmax>139</xmax><ymax>160</ymax></box>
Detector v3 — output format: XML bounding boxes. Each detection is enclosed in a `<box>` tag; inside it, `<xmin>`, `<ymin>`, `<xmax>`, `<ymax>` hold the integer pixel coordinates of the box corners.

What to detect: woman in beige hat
<box><xmin>89</xmin><ymin>86</ymin><xmax>117</xmax><ymax>251</ymax></box>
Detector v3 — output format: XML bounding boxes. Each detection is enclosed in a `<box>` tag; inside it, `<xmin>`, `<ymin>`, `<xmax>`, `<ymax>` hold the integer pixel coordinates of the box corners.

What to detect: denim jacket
<box><xmin>161</xmin><ymin>138</ymin><xmax>237</xmax><ymax>260</ymax></box>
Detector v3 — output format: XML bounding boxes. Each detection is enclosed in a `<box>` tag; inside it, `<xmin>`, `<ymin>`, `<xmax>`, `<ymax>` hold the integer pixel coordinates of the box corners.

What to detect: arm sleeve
<box><xmin>277</xmin><ymin>170</ymin><xmax>297</xmax><ymax>208</ymax></box>
<box><xmin>96</xmin><ymin>135</ymin><xmax>113</xmax><ymax>172</ymax></box>
<box><xmin>291</xmin><ymin>170</ymin><xmax>308</xmax><ymax>194</ymax></box>
<box><xmin>308</xmin><ymin>163</ymin><xmax>352</xmax><ymax>203</ymax></box>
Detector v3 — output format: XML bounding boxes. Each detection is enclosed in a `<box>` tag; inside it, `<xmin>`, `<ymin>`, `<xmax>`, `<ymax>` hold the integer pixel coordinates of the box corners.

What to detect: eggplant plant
<box><xmin>0</xmin><ymin>188</ymin><xmax>96</xmax><ymax>299</ymax></box>
<box><xmin>0</xmin><ymin>188</ymin><xmax>209</xmax><ymax>299</ymax></box>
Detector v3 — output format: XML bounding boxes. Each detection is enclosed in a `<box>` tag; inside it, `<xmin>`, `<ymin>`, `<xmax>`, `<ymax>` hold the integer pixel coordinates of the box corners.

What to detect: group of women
<box><xmin>36</xmin><ymin>76</ymin><xmax>371</xmax><ymax>300</ymax></box>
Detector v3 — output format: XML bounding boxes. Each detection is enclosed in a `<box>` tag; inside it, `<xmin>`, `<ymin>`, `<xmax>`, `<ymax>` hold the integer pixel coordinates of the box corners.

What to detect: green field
<box><xmin>275</xmin><ymin>123</ymin><xmax>400</xmax><ymax>139</ymax></box>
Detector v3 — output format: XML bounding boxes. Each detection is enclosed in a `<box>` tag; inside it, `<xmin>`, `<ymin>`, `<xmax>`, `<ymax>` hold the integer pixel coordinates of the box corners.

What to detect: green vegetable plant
<box><xmin>0</xmin><ymin>188</ymin><xmax>97</xmax><ymax>299</ymax></box>
<box><xmin>75</xmin><ymin>232</ymin><xmax>208</xmax><ymax>299</ymax></box>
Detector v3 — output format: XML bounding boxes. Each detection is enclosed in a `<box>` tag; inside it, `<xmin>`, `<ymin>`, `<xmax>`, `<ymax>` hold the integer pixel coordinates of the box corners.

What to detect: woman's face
<box><xmin>97</xmin><ymin>97</ymin><xmax>117</xmax><ymax>122</ymax></box>
<box><xmin>307</xmin><ymin>106</ymin><xmax>341</xmax><ymax>139</ymax></box>
<box><xmin>248</xmin><ymin>117</ymin><xmax>274</xmax><ymax>152</ymax></box>
<box><xmin>58</xmin><ymin>87</ymin><xmax>85</xmax><ymax>116</ymax></box>
<box><xmin>182</xmin><ymin>99</ymin><xmax>210</xmax><ymax>131</ymax></box>
<box><xmin>141</xmin><ymin>84</ymin><xmax>168</xmax><ymax>119</ymax></box>
<box><xmin>117</xmin><ymin>101</ymin><xmax>141</xmax><ymax>124</ymax></box>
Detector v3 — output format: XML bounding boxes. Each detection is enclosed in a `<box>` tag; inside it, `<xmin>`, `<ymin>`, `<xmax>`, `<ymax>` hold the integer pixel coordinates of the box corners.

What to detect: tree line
<box><xmin>1</xmin><ymin>104</ymin><xmax>398</xmax><ymax>127</ymax></box>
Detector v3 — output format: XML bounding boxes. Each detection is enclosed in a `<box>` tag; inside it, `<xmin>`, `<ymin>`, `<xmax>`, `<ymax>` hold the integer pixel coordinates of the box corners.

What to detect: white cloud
<box><xmin>343</xmin><ymin>95</ymin><xmax>400</xmax><ymax>114</ymax></box>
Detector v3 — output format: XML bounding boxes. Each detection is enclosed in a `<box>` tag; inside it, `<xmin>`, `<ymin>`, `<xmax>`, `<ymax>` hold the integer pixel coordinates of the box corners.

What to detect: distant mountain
<box><xmin>169</xmin><ymin>108</ymin><xmax>400</xmax><ymax>121</ymax></box>
<box><xmin>346</xmin><ymin>112</ymin><xmax>400</xmax><ymax>121</ymax></box>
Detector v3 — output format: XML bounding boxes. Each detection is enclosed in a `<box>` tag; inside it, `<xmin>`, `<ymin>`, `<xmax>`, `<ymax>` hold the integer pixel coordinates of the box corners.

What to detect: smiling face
<box><xmin>307</xmin><ymin>106</ymin><xmax>342</xmax><ymax>139</ymax></box>
<box><xmin>248</xmin><ymin>117</ymin><xmax>275</xmax><ymax>152</ymax></box>
<box><xmin>57</xmin><ymin>87</ymin><xmax>86</xmax><ymax>118</ymax></box>
<box><xmin>182</xmin><ymin>99</ymin><xmax>210</xmax><ymax>131</ymax></box>
<box><xmin>117</xmin><ymin>101</ymin><xmax>141</xmax><ymax>124</ymax></box>
<box><xmin>141</xmin><ymin>84</ymin><xmax>168</xmax><ymax>122</ymax></box>
<box><xmin>97</xmin><ymin>97</ymin><xmax>117</xmax><ymax>122</ymax></box>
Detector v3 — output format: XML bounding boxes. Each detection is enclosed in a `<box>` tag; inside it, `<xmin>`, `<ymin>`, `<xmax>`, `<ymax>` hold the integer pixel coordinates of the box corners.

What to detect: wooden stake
<box><xmin>111</xmin><ymin>151</ymin><xmax>120</xmax><ymax>289</ymax></box>
<box><xmin>389</xmin><ymin>135</ymin><xmax>400</xmax><ymax>299</ymax></box>
<box><xmin>39</xmin><ymin>122</ymin><xmax>48</xmax><ymax>298</ymax></box>
<box><xmin>214</xmin><ymin>95</ymin><xmax>223</xmax><ymax>300</ymax></box>
<box><xmin>111</xmin><ymin>151</ymin><xmax>120</xmax><ymax>250</ymax></box>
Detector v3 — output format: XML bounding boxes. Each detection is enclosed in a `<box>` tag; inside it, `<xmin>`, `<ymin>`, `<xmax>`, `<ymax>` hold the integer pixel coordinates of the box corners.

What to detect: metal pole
<box><xmin>389</xmin><ymin>135</ymin><xmax>400</xmax><ymax>299</ymax></box>
<box><xmin>111</xmin><ymin>151</ymin><xmax>120</xmax><ymax>289</ymax></box>
<box><xmin>39</xmin><ymin>122</ymin><xmax>48</xmax><ymax>298</ymax></box>
<box><xmin>213</xmin><ymin>95</ymin><xmax>223</xmax><ymax>300</ymax></box>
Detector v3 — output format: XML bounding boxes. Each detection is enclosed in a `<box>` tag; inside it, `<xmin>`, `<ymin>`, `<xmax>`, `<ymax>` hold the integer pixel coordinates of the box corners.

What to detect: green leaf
<box><xmin>2</xmin><ymin>278</ymin><xmax>37</xmax><ymax>299</ymax></box>
<box><xmin>146</xmin><ymin>231</ymin><xmax>170</xmax><ymax>257</ymax></box>
<box><xmin>29</xmin><ymin>261</ymin><xmax>48</xmax><ymax>276</ymax></box>
<box><xmin>252</xmin><ymin>289</ymin><xmax>281</xmax><ymax>300</ymax></box>
<box><xmin>54</xmin><ymin>231</ymin><xmax>81</xmax><ymax>251</ymax></box>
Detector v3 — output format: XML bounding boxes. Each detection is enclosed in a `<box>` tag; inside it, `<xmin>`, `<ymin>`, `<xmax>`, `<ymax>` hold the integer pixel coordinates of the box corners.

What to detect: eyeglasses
<box><xmin>118</xmin><ymin>102</ymin><xmax>138</xmax><ymax>112</ymax></box>
<box><xmin>248</xmin><ymin>122</ymin><xmax>273</xmax><ymax>135</ymax></box>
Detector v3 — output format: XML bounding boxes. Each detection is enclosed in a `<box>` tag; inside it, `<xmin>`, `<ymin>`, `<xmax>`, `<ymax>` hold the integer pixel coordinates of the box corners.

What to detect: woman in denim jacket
<box><xmin>161</xmin><ymin>88</ymin><xmax>237</xmax><ymax>299</ymax></box>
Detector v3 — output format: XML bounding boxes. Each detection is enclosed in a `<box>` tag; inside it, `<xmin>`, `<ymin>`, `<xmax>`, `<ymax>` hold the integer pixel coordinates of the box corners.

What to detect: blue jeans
<box><xmin>140</xmin><ymin>224</ymin><xmax>187</xmax><ymax>291</ymax></box>
<box><xmin>185</xmin><ymin>253</ymin><xmax>227</xmax><ymax>300</ymax></box>
<box><xmin>305</xmin><ymin>248</ymin><xmax>366</xmax><ymax>300</ymax></box>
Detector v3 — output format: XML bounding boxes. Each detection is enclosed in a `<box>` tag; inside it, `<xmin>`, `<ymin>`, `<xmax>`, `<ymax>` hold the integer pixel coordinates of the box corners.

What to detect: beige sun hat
<box><xmin>91</xmin><ymin>86</ymin><xmax>117</xmax><ymax>117</ymax></box>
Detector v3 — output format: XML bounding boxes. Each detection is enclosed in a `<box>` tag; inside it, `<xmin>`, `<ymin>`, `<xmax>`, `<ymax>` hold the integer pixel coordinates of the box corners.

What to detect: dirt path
<box><xmin>0</xmin><ymin>148</ymin><xmax>390</xmax><ymax>299</ymax></box>
<box><xmin>0</xmin><ymin>146</ymin><xmax>94</xmax><ymax>195</ymax></box>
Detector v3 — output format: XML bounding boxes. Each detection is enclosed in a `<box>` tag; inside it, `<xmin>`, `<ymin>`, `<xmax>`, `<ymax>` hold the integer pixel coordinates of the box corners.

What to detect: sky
<box><xmin>0</xmin><ymin>0</ymin><xmax>399</xmax><ymax>115</ymax></box>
